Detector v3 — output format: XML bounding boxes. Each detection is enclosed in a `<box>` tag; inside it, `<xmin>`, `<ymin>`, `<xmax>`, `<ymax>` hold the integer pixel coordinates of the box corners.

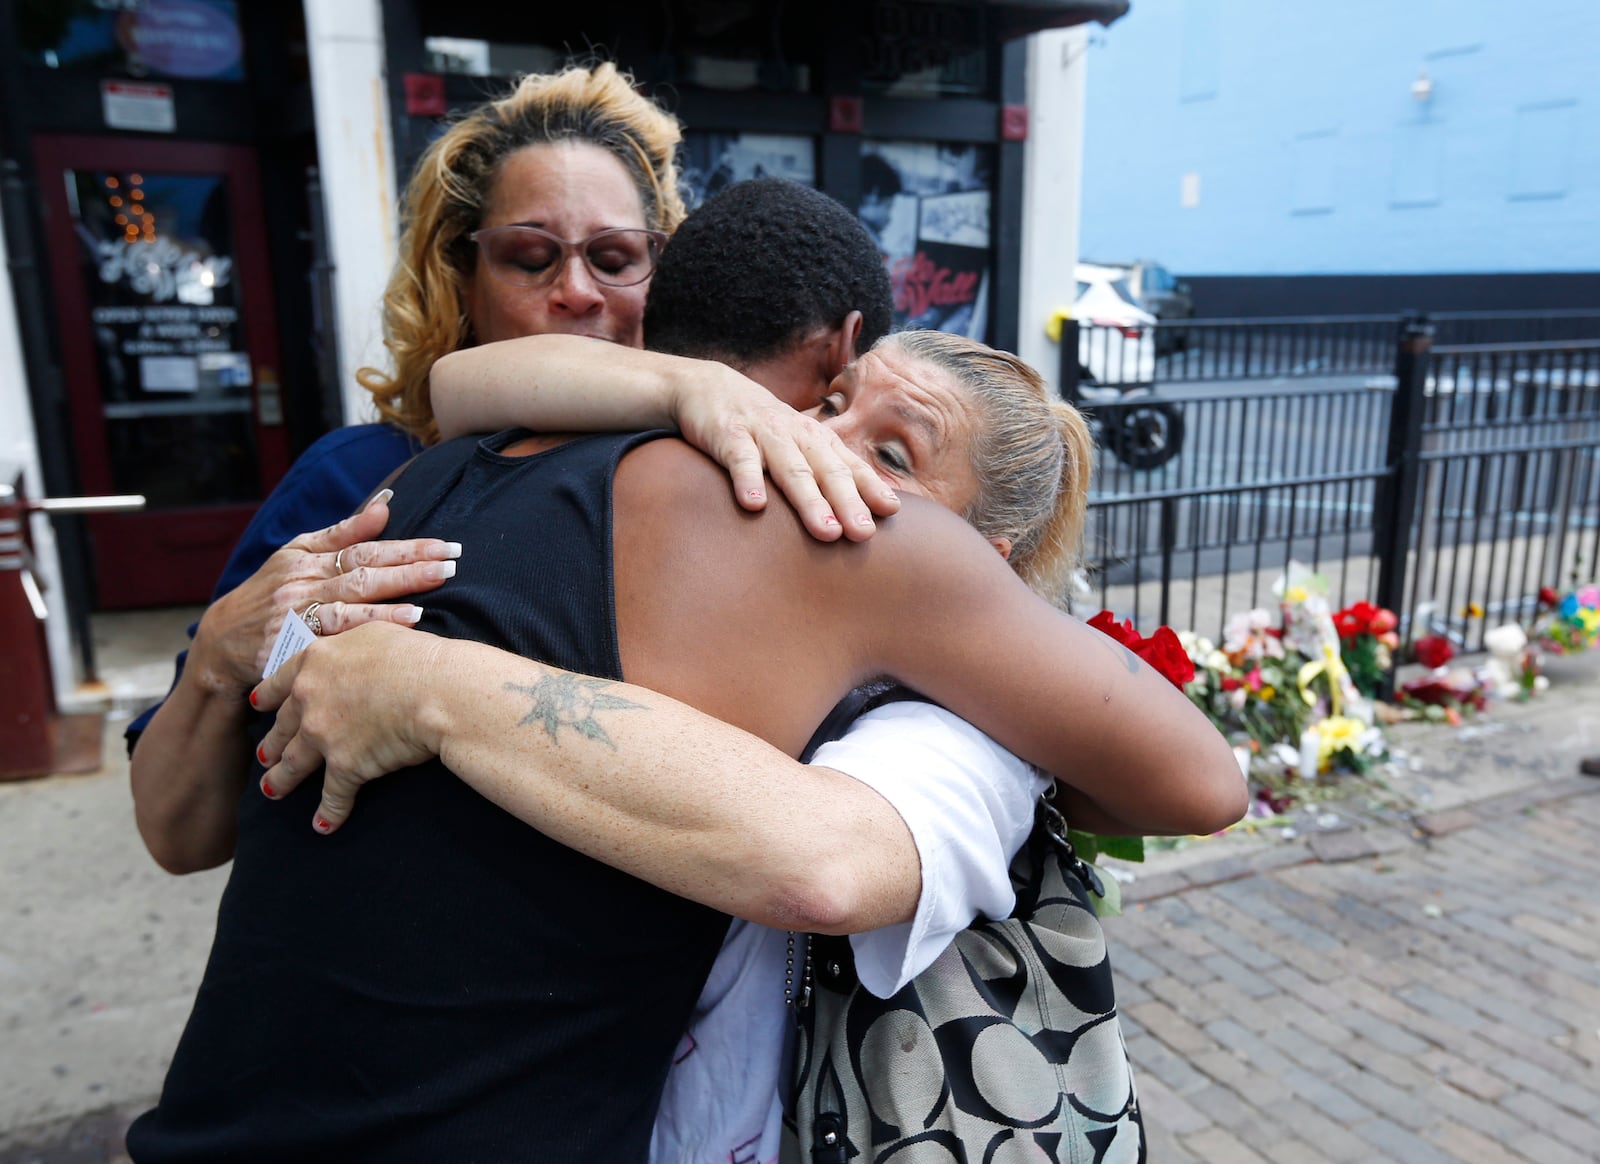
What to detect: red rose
<box><xmin>1539</xmin><ymin>586</ymin><xmax>1560</xmax><ymax>609</ymax></box>
<box><xmin>1413</xmin><ymin>635</ymin><xmax>1455</xmax><ymax>669</ymax></box>
<box><xmin>1132</xmin><ymin>626</ymin><xmax>1197</xmax><ymax>690</ymax></box>
<box><xmin>1332</xmin><ymin>602</ymin><xmax>1373</xmax><ymax>640</ymax></box>
<box><xmin>1087</xmin><ymin>611</ymin><xmax>1194</xmax><ymax>689</ymax></box>
<box><xmin>1087</xmin><ymin>609</ymin><xmax>1140</xmax><ymax>648</ymax></box>
<box><xmin>1220</xmin><ymin>675</ymin><xmax>1243</xmax><ymax>691</ymax></box>
<box><xmin>1369</xmin><ymin>607</ymin><xmax>1398</xmax><ymax>634</ymax></box>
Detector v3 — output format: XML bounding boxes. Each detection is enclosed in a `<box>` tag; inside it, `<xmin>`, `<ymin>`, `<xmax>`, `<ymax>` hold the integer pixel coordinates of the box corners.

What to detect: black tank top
<box><xmin>128</xmin><ymin>431</ymin><xmax>732</xmax><ymax>1163</ymax></box>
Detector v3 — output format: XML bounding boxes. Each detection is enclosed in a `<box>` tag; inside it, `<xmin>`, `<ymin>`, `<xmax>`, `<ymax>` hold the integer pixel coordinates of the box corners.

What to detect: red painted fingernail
<box><xmin>256</xmin><ymin>743</ymin><xmax>267</xmax><ymax>764</ymax></box>
<box><xmin>856</xmin><ymin>514</ymin><xmax>874</xmax><ymax>526</ymax></box>
<box><xmin>313</xmin><ymin>816</ymin><xmax>332</xmax><ymax>835</ymax></box>
<box><xmin>746</xmin><ymin>489</ymin><xmax>764</xmax><ymax>500</ymax></box>
<box><xmin>261</xmin><ymin>777</ymin><xmax>277</xmax><ymax>799</ymax></box>
<box><xmin>822</xmin><ymin>514</ymin><xmax>839</xmax><ymax>526</ymax></box>
<box><xmin>249</xmin><ymin>690</ymin><xmax>259</xmax><ymax>708</ymax></box>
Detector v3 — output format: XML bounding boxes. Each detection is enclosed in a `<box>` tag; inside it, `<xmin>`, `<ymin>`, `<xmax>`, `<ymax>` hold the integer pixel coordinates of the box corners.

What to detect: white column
<box><xmin>0</xmin><ymin>225</ymin><xmax>77</xmax><ymax>704</ymax></box>
<box><xmin>302</xmin><ymin>0</ymin><xmax>400</xmax><ymax>425</ymax></box>
<box><xmin>1017</xmin><ymin>26</ymin><xmax>1090</xmax><ymax>397</ymax></box>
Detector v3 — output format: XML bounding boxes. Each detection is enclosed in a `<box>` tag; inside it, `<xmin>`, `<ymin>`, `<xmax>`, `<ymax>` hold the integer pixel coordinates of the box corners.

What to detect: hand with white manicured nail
<box><xmin>185</xmin><ymin>489</ymin><xmax>462</xmax><ymax>701</ymax></box>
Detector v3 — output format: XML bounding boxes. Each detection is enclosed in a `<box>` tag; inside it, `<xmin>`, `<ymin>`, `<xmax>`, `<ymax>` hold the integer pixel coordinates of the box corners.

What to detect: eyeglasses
<box><xmin>468</xmin><ymin>225</ymin><xmax>668</xmax><ymax>289</ymax></box>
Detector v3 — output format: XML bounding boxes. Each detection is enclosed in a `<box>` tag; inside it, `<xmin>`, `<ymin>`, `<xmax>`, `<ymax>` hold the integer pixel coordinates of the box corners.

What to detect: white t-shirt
<box><xmin>648</xmin><ymin>701</ymin><xmax>1050</xmax><ymax>1164</ymax></box>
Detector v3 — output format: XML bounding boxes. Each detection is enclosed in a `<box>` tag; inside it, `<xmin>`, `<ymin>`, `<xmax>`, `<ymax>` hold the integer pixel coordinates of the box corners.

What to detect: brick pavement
<box><xmin>1111</xmin><ymin>778</ymin><xmax>1600</xmax><ymax>1163</ymax></box>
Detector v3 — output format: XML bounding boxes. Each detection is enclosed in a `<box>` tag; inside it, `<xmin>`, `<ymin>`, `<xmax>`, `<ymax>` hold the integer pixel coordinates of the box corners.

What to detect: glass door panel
<box><xmin>70</xmin><ymin>168</ymin><xmax>261</xmax><ymax>504</ymax></box>
<box><xmin>34</xmin><ymin>135</ymin><xmax>287</xmax><ymax>608</ymax></box>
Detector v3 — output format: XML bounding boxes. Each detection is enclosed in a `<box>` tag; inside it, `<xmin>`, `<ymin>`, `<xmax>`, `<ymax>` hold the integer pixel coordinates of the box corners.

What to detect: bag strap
<box><xmin>1033</xmin><ymin>779</ymin><xmax>1106</xmax><ymax>902</ymax></box>
<box><xmin>788</xmin><ymin>682</ymin><xmax>923</xmax><ymax>1009</ymax></box>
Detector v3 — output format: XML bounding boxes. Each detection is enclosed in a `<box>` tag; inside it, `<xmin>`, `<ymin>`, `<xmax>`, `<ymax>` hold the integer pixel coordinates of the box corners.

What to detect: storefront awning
<box><xmin>980</xmin><ymin>0</ymin><xmax>1131</xmax><ymax>40</ymax></box>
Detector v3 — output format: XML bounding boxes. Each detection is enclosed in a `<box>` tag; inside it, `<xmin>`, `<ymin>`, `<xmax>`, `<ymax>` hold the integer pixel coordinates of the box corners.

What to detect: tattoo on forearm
<box><xmin>505</xmin><ymin>671</ymin><xmax>646</xmax><ymax>749</ymax></box>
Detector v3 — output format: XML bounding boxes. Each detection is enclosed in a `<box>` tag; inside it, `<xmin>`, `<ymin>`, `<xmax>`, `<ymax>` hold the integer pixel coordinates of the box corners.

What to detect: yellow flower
<box><xmin>1316</xmin><ymin>716</ymin><xmax>1367</xmax><ymax>769</ymax></box>
<box><xmin>1285</xmin><ymin>585</ymin><xmax>1308</xmax><ymax>604</ymax></box>
<box><xmin>1259</xmin><ymin>684</ymin><xmax>1276</xmax><ymax>701</ymax></box>
<box><xmin>1461</xmin><ymin>602</ymin><xmax>1485</xmax><ymax>619</ymax></box>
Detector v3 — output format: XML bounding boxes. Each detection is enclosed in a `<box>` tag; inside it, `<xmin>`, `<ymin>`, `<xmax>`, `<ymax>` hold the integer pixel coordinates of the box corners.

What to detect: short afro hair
<box><xmin>643</xmin><ymin>178</ymin><xmax>893</xmax><ymax>366</ymax></box>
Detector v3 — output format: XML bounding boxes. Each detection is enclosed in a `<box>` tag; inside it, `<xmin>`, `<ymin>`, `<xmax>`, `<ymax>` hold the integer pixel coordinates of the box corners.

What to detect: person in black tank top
<box><xmin>128</xmin><ymin>182</ymin><xmax>898</xmax><ymax>1162</ymax></box>
<box><xmin>133</xmin><ymin>431</ymin><xmax>731</xmax><ymax>1164</ymax></box>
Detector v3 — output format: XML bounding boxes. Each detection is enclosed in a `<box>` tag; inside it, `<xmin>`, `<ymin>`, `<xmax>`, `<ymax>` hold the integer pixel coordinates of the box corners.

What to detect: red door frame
<box><xmin>32</xmin><ymin>134</ymin><xmax>289</xmax><ymax>608</ymax></box>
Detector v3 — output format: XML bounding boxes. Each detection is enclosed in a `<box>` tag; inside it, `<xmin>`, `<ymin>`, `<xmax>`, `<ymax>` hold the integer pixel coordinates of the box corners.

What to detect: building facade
<box><xmin>0</xmin><ymin>0</ymin><xmax>1116</xmax><ymax>704</ymax></box>
<box><xmin>1079</xmin><ymin>0</ymin><xmax>1600</xmax><ymax>316</ymax></box>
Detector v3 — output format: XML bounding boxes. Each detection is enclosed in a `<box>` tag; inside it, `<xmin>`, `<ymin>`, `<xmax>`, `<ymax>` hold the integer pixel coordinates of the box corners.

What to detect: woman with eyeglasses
<box><xmin>128</xmin><ymin>64</ymin><xmax>880</xmax><ymax>874</ymax></box>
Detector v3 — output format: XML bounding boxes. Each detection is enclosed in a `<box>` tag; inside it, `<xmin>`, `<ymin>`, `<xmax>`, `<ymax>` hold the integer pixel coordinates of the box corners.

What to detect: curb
<box><xmin>1118</xmin><ymin>774</ymin><xmax>1600</xmax><ymax>905</ymax></box>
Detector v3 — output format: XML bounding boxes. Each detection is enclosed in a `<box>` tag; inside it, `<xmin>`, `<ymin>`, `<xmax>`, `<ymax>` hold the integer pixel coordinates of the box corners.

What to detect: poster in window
<box><xmin>860</xmin><ymin>141</ymin><xmax>992</xmax><ymax>339</ymax></box>
<box><xmin>679</xmin><ymin>133</ymin><xmax>815</xmax><ymax>209</ymax></box>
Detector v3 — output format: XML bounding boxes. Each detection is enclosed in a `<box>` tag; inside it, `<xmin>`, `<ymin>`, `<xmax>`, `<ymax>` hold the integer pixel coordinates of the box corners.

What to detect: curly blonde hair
<box><xmin>882</xmin><ymin>330</ymin><xmax>1095</xmax><ymax>608</ymax></box>
<box><xmin>357</xmin><ymin>63</ymin><xmax>686</xmax><ymax>443</ymax></box>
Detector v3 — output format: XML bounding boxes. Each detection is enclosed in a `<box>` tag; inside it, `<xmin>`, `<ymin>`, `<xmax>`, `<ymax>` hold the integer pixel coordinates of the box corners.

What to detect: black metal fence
<box><xmin>1076</xmin><ymin>326</ymin><xmax>1600</xmax><ymax>657</ymax></box>
<box><xmin>1064</xmin><ymin>308</ymin><xmax>1600</xmax><ymax>391</ymax></box>
<box><xmin>1393</xmin><ymin>338</ymin><xmax>1600</xmax><ymax>652</ymax></box>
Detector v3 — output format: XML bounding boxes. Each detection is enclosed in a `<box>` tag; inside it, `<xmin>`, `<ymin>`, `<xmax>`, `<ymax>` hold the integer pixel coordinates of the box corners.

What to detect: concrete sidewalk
<box><xmin>1</xmin><ymin>607</ymin><xmax>1597</xmax><ymax>1162</ymax></box>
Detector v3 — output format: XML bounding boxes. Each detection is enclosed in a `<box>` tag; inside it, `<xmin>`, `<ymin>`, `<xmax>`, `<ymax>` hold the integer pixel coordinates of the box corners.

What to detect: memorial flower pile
<box><xmin>1534</xmin><ymin>582</ymin><xmax>1600</xmax><ymax>655</ymax></box>
<box><xmin>1172</xmin><ymin>565</ymin><xmax>1386</xmax><ymax>813</ymax></box>
<box><xmin>1391</xmin><ymin>630</ymin><xmax>1493</xmax><ymax>722</ymax></box>
<box><xmin>1085</xmin><ymin>566</ymin><xmax>1591</xmax><ymax>861</ymax></box>
<box><xmin>1331</xmin><ymin>600</ymin><xmax>1400</xmax><ymax>699</ymax></box>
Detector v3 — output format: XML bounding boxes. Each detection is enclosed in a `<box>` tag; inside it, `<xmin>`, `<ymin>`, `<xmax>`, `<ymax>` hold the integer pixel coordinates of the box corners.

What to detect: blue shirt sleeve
<box><xmin>124</xmin><ymin>424</ymin><xmax>420</xmax><ymax>752</ymax></box>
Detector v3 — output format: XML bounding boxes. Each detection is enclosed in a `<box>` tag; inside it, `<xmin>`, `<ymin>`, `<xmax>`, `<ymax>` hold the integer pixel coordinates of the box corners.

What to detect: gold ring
<box><xmin>334</xmin><ymin>547</ymin><xmax>348</xmax><ymax>575</ymax></box>
<box><xmin>302</xmin><ymin>601</ymin><xmax>324</xmax><ymax>636</ymax></box>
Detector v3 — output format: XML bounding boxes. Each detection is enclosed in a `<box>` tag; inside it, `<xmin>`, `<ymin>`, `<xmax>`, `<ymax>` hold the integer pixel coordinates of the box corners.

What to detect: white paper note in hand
<box><xmin>262</xmin><ymin>609</ymin><xmax>319</xmax><ymax>680</ymax></box>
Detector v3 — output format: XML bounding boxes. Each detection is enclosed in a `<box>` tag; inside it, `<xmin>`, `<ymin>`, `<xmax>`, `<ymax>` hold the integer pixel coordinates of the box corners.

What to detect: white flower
<box><xmin>1223</xmin><ymin>608</ymin><xmax>1285</xmax><ymax>660</ymax></box>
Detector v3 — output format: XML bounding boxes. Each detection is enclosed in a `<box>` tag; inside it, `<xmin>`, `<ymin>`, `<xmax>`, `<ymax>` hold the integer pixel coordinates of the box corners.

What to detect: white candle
<box><xmin>1299</xmin><ymin>727</ymin><xmax>1320</xmax><ymax>778</ymax></box>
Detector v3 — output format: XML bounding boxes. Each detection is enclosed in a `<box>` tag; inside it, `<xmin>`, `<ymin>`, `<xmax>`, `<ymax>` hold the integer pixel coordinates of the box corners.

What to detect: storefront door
<box><xmin>32</xmin><ymin>135</ymin><xmax>287</xmax><ymax>608</ymax></box>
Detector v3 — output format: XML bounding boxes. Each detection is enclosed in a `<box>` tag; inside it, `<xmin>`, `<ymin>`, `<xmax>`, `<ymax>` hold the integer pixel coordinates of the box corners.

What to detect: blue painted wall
<box><xmin>1080</xmin><ymin>0</ymin><xmax>1600</xmax><ymax>277</ymax></box>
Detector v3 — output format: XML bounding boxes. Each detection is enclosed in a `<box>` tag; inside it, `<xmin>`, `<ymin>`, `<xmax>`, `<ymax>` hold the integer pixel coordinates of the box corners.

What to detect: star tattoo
<box><xmin>505</xmin><ymin>671</ymin><xmax>646</xmax><ymax>749</ymax></box>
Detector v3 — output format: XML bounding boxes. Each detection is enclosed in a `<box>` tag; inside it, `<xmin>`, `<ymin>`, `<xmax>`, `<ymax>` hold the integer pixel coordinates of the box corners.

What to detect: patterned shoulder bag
<box><xmin>781</xmin><ymin>786</ymin><xmax>1146</xmax><ymax>1163</ymax></box>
